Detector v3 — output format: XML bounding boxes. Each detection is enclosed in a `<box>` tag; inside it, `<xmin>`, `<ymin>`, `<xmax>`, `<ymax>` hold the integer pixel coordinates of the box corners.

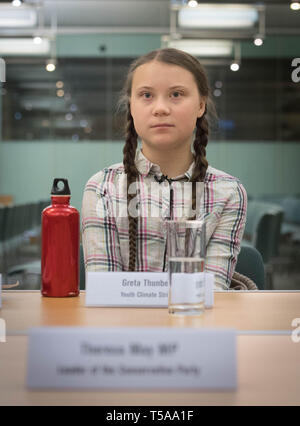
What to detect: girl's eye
<box><xmin>172</xmin><ymin>91</ymin><xmax>182</xmax><ymax>98</ymax></box>
<box><xmin>141</xmin><ymin>92</ymin><xmax>152</xmax><ymax>99</ymax></box>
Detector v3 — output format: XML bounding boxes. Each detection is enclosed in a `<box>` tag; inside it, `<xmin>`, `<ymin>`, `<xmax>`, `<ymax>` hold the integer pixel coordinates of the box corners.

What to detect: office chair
<box><xmin>244</xmin><ymin>200</ymin><xmax>284</xmax><ymax>289</ymax></box>
<box><xmin>235</xmin><ymin>242</ymin><xmax>265</xmax><ymax>290</ymax></box>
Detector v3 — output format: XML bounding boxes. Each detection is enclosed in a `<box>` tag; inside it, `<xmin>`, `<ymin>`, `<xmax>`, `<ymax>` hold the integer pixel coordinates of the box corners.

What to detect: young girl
<box><xmin>81</xmin><ymin>48</ymin><xmax>247</xmax><ymax>290</ymax></box>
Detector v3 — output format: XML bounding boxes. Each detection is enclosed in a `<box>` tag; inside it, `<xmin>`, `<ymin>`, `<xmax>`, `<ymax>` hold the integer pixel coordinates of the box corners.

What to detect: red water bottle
<box><xmin>41</xmin><ymin>178</ymin><xmax>80</xmax><ymax>297</ymax></box>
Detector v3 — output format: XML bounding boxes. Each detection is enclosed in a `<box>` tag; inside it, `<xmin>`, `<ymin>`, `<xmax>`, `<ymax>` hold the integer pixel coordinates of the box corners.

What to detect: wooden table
<box><xmin>1</xmin><ymin>291</ymin><xmax>300</xmax><ymax>406</ymax></box>
<box><xmin>2</xmin><ymin>291</ymin><xmax>300</xmax><ymax>332</ymax></box>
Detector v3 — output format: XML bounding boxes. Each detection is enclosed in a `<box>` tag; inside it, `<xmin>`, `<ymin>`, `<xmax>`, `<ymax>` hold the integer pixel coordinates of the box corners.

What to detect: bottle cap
<box><xmin>51</xmin><ymin>178</ymin><xmax>71</xmax><ymax>196</ymax></box>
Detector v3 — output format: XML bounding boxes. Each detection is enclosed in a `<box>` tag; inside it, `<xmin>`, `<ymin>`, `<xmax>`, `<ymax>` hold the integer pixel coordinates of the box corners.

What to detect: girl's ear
<box><xmin>197</xmin><ymin>100</ymin><xmax>206</xmax><ymax>118</ymax></box>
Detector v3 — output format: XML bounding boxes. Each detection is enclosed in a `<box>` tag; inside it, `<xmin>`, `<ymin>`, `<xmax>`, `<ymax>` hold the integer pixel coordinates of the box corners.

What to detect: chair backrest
<box><xmin>0</xmin><ymin>207</ymin><xmax>5</xmax><ymax>243</ymax></box>
<box><xmin>3</xmin><ymin>206</ymin><xmax>14</xmax><ymax>242</ymax></box>
<box><xmin>245</xmin><ymin>200</ymin><xmax>284</xmax><ymax>263</ymax></box>
<box><xmin>236</xmin><ymin>243</ymin><xmax>265</xmax><ymax>290</ymax></box>
<box><xmin>281</xmin><ymin>197</ymin><xmax>300</xmax><ymax>225</ymax></box>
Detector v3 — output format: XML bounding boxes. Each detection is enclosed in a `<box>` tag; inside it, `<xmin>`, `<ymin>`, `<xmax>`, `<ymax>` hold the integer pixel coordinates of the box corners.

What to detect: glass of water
<box><xmin>166</xmin><ymin>219</ymin><xmax>206</xmax><ymax>315</ymax></box>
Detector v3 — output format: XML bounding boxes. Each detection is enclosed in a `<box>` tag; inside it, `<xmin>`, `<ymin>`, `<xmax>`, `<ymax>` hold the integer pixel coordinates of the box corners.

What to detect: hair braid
<box><xmin>192</xmin><ymin>115</ymin><xmax>209</xmax><ymax>182</ymax></box>
<box><xmin>122</xmin><ymin>108</ymin><xmax>139</xmax><ymax>271</ymax></box>
<box><xmin>123</xmin><ymin>108</ymin><xmax>138</xmax><ymax>176</ymax></box>
<box><xmin>190</xmin><ymin>114</ymin><xmax>209</xmax><ymax>218</ymax></box>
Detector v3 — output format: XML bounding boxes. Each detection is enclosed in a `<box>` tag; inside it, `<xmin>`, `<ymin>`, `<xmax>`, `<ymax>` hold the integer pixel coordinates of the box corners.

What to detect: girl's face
<box><xmin>130</xmin><ymin>60</ymin><xmax>206</xmax><ymax>154</ymax></box>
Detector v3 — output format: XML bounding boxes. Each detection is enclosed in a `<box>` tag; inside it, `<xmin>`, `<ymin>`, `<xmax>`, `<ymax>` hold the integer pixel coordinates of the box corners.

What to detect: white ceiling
<box><xmin>0</xmin><ymin>0</ymin><xmax>299</xmax><ymax>36</ymax></box>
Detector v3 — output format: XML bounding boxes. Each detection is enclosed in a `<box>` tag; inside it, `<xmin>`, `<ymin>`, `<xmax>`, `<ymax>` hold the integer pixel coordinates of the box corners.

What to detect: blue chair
<box><xmin>236</xmin><ymin>242</ymin><xmax>265</xmax><ymax>290</ymax></box>
<box><xmin>0</xmin><ymin>207</ymin><xmax>6</xmax><ymax>272</ymax></box>
<box><xmin>281</xmin><ymin>197</ymin><xmax>300</xmax><ymax>243</ymax></box>
<box><xmin>244</xmin><ymin>200</ymin><xmax>284</xmax><ymax>289</ymax></box>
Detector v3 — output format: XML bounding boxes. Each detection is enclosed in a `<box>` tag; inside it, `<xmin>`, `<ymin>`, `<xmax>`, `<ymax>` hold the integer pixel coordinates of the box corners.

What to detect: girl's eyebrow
<box><xmin>136</xmin><ymin>86</ymin><xmax>153</xmax><ymax>91</ymax></box>
<box><xmin>169</xmin><ymin>85</ymin><xmax>188</xmax><ymax>90</ymax></box>
<box><xmin>136</xmin><ymin>85</ymin><xmax>187</xmax><ymax>91</ymax></box>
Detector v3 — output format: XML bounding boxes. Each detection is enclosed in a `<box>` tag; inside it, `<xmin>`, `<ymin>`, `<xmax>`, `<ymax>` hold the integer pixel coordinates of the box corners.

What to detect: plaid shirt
<box><xmin>81</xmin><ymin>149</ymin><xmax>247</xmax><ymax>290</ymax></box>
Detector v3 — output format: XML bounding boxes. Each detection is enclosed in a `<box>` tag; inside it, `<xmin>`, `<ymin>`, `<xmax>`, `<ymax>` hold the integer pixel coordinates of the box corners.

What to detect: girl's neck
<box><xmin>141</xmin><ymin>146</ymin><xmax>194</xmax><ymax>178</ymax></box>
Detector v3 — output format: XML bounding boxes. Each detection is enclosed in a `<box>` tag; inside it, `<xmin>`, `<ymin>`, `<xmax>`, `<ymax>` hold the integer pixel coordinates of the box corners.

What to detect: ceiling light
<box><xmin>12</xmin><ymin>0</ymin><xmax>22</xmax><ymax>7</ymax></box>
<box><xmin>254</xmin><ymin>37</ymin><xmax>263</xmax><ymax>46</ymax></box>
<box><xmin>179</xmin><ymin>4</ymin><xmax>259</xmax><ymax>29</ymax></box>
<box><xmin>290</xmin><ymin>2</ymin><xmax>300</xmax><ymax>10</ymax></box>
<box><xmin>0</xmin><ymin>4</ymin><xmax>37</xmax><ymax>27</ymax></box>
<box><xmin>187</xmin><ymin>0</ymin><xmax>198</xmax><ymax>7</ymax></box>
<box><xmin>33</xmin><ymin>36</ymin><xmax>43</xmax><ymax>45</ymax></box>
<box><xmin>230</xmin><ymin>62</ymin><xmax>240</xmax><ymax>72</ymax></box>
<box><xmin>46</xmin><ymin>59</ymin><xmax>56</xmax><ymax>72</ymax></box>
<box><xmin>80</xmin><ymin>120</ymin><xmax>88</xmax><ymax>128</ymax></box>
<box><xmin>165</xmin><ymin>39</ymin><xmax>233</xmax><ymax>57</ymax></box>
<box><xmin>213</xmin><ymin>89</ymin><xmax>222</xmax><ymax>97</ymax></box>
<box><xmin>46</xmin><ymin>63</ymin><xmax>55</xmax><ymax>72</ymax></box>
<box><xmin>0</xmin><ymin>38</ymin><xmax>50</xmax><ymax>55</ymax></box>
<box><xmin>14</xmin><ymin>111</ymin><xmax>22</xmax><ymax>120</ymax></box>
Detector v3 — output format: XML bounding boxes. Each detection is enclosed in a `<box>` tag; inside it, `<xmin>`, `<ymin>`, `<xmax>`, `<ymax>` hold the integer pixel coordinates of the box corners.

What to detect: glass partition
<box><xmin>2</xmin><ymin>57</ymin><xmax>300</xmax><ymax>142</ymax></box>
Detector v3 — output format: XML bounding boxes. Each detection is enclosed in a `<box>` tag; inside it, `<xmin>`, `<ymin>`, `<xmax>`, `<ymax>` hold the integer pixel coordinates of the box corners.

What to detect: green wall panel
<box><xmin>241</xmin><ymin>35</ymin><xmax>300</xmax><ymax>58</ymax></box>
<box><xmin>57</xmin><ymin>34</ymin><xmax>162</xmax><ymax>57</ymax></box>
<box><xmin>55</xmin><ymin>34</ymin><xmax>300</xmax><ymax>58</ymax></box>
<box><xmin>0</xmin><ymin>141</ymin><xmax>299</xmax><ymax>212</ymax></box>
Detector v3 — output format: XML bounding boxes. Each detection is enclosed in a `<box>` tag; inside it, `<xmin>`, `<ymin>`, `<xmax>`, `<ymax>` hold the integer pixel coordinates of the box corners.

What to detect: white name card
<box><xmin>86</xmin><ymin>272</ymin><xmax>169</xmax><ymax>307</ymax></box>
<box><xmin>27</xmin><ymin>327</ymin><xmax>237</xmax><ymax>390</ymax></box>
<box><xmin>86</xmin><ymin>272</ymin><xmax>214</xmax><ymax>308</ymax></box>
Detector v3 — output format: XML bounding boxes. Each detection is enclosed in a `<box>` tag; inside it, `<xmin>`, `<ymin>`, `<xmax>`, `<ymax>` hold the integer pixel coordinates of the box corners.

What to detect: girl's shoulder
<box><xmin>87</xmin><ymin>162</ymin><xmax>125</xmax><ymax>183</ymax></box>
<box><xmin>205</xmin><ymin>165</ymin><xmax>247</xmax><ymax>203</ymax></box>
<box><xmin>205</xmin><ymin>165</ymin><xmax>242</xmax><ymax>185</ymax></box>
<box><xmin>84</xmin><ymin>162</ymin><xmax>126</xmax><ymax>196</ymax></box>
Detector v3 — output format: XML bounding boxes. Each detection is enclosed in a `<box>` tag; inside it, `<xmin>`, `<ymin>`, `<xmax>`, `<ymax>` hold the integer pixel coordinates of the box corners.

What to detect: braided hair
<box><xmin>123</xmin><ymin>108</ymin><xmax>139</xmax><ymax>271</ymax></box>
<box><xmin>118</xmin><ymin>48</ymin><xmax>216</xmax><ymax>271</ymax></box>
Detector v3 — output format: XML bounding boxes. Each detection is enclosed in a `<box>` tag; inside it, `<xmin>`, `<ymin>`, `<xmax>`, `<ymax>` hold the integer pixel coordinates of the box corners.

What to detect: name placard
<box><xmin>27</xmin><ymin>327</ymin><xmax>237</xmax><ymax>390</ymax></box>
<box><xmin>85</xmin><ymin>272</ymin><xmax>214</xmax><ymax>308</ymax></box>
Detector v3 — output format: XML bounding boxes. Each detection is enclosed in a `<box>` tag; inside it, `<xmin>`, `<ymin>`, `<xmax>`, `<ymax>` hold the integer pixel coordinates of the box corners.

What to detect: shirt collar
<box><xmin>135</xmin><ymin>148</ymin><xmax>194</xmax><ymax>181</ymax></box>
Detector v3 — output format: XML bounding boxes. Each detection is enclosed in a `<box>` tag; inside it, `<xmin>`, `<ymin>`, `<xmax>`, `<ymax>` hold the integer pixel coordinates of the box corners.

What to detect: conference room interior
<box><xmin>0</xmin><ymin>0</ymin><xmax>300</xmax><ymax>292</ymax></box>
<box><xmin>2</xmin><ymin>0</ymin><xmax>300</xmax><ymax>409</ymax></box>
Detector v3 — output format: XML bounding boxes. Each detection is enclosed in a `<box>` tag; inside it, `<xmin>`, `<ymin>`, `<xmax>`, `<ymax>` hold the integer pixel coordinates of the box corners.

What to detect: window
<box><xmin>2</xmin><ymin>57</ymin><xmax>300</xmax><ymax>142</ymax></box>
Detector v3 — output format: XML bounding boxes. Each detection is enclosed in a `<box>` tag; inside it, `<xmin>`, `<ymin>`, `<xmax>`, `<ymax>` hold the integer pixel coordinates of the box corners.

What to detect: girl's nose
<box><xmin>152</xmin><ymin>98</ymin><xmax>170</xmax><ymax>116</ymax></box>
